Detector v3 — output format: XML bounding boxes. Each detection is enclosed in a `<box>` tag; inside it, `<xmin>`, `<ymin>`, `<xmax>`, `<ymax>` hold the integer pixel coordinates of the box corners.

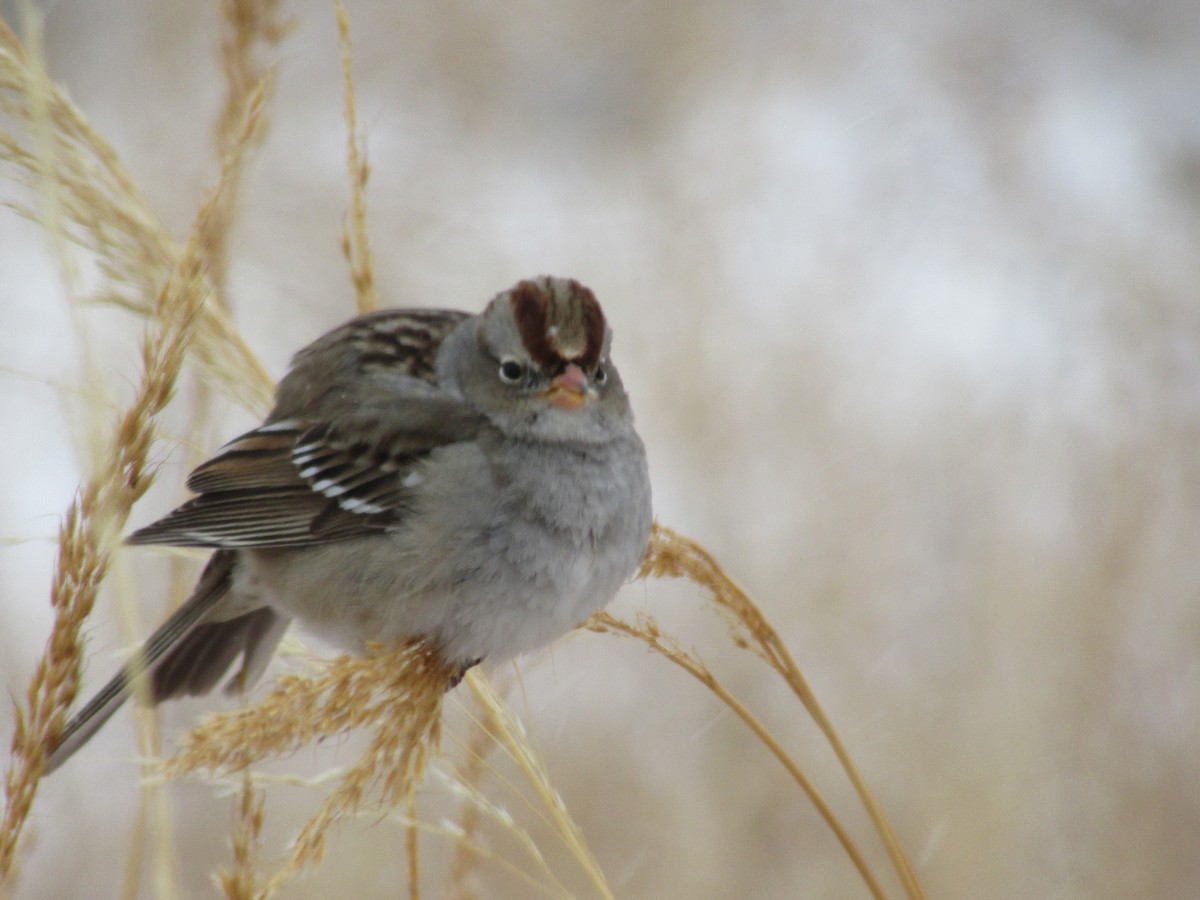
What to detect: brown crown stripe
<box><xmin>510</xmin><ymin>278</ymin><xmax>606</xmax><ymax>371</ymax></box>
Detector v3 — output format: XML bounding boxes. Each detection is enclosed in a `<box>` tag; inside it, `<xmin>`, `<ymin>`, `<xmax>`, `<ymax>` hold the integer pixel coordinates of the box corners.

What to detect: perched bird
<box><xmin>47</xmin><ymin>276</ymin><xmax>652</xmax><ymax>772</ymax></box>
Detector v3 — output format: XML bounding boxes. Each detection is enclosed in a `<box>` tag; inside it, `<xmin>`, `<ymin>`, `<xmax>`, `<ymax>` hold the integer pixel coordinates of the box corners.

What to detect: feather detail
<box><xmin>128</xmin><ymin>400</ymin><xmax>481</xmax><ymax>549</ymax></box>
<box><xmin>186</xmin><ymin>422</ymin><xmax>307</xmax><ymax>492</ymax></box>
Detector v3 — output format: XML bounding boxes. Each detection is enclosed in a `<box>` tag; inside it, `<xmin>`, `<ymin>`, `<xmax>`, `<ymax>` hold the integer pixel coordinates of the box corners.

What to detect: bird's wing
<box><xmin>128</xmin><ymin>398</ymin><xmax>482</xmax><ymax>548</ymax></box>
<box><xmin>131</xmin><ymin>306</ymin><xmax>482</xmax><ymax>549</ymax></box>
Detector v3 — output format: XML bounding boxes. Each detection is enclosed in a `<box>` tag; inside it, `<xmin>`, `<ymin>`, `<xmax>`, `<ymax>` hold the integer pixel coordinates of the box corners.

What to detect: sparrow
<box><xmin>46</xmin><ymin>275</ymin><xmax>652</xmax><ymax>772</ymax></box>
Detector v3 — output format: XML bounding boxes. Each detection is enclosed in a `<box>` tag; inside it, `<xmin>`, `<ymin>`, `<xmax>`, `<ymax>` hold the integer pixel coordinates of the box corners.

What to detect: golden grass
<box><xmin>462</xmin><ymin>672</ymin><xmax>615</xmax><ymax>899</ymax></box>
<box><xmin>442</xmin><ymin>684</ymin><xmax>507</xmax><ymax>899</ymax></box>
<box><xmin>135</xmin><ymin>7</ymin><xmax>289</xmax><ymax>895</ymax></box>
<box><xmin>0</xmin><ymin>15</ymin><xmax>275</xmax><ymax>414</ymax></box>
<box><xmin>0</xmin><ymin>3</ymin><xmax>255</xmax><ymax>869</ymax></box>
<box><xmin>1</xmin><ymin>5</ymin><xmax>927</xmax><ymax>898</ymax></box>
<box><xmin>163</xmin><ymin>642</ymin><xmax>454</xmax><ymax>896</ymax></box>
<box><xmin>218</xmin><ymin>773</ymin><xmax>267</xmax><ymax>900</ymax></box>
<box><xmin>335</xmin><ymin>0</ymin><xmax>379</xmax><ymax>316</ymax></box>
<box><xmin>593</xmin><ymin>524</ymin><xmax>926</xmax><ymax>900</ymax></box>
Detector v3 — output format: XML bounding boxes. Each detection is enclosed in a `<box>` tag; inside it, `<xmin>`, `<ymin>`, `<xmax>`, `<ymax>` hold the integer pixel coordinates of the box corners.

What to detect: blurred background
<box><xmin>3</xmin><ymin>1</ymin><xmax>1199</xmax><ymax>897</ymax></box>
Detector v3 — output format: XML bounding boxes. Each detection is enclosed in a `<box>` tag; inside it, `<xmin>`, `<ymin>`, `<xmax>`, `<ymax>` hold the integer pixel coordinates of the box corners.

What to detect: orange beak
<box><xmin>545</xmin><ymin>363</ymin><xmax>592</xmax><ymax>410</ymax></box>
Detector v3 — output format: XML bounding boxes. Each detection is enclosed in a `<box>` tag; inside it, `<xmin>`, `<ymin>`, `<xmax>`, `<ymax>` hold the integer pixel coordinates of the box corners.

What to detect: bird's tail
<box><xmin>44</xmin><ymin>549</ymin><xmax>277</xmax><ymax>774</ymax></box>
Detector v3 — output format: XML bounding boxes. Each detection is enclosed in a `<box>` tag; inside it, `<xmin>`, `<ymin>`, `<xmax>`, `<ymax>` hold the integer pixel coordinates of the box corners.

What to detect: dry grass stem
<box><xmin>1</xmin><ymin>17</ymin><xmax>286</xmax><ymax>878</ymax></box>
<box><xmin>464</xmin><ymin>672</ymin><xmax>615</xmax><ymax>900</ymax></box>
<box><xmin>206</xmin><ymin>14</ymin><xmax>285</xmax><ymax>894</ymax></box>
<box><xmin>381</xmin><ymin>784</ymin><xmax>568</xmax><ymax>900</ymax></box>
<box><xmin>12</xmin><ymin>4</ymin><xmax>79</xmax><ymax>298</ymax></box>
<box><xmin>163</xmin><ymin>642</ymin><xmax>454</xmax><ymax>894</ymax></box>
<box><xmin>442</xmin><ymin>689</ymin><xmax>507</xmax><ymax>900</ymax></box>
<box><xmin>590</xmin><ymin>611</ymin><xmax>887</xmax><ymax>899</ymax></box>
<box><xmin>118</xmin><ymin>562</ymin><xmax>183</xmax><ymax>900</ymax></box>
<box><xmin>0</xmin><ymin>19</ymin><xmax>274</xmax><ymax>414</ymax></box>
<box><xmin>1</xmin><ymin>266</ymin><xmax>206</xmax><ymax>879</ymax></box>
<box><xmin>1</xmin><ymin>145</ymin><xmax>221</xmax><ymax>890</ymax></box>
<box><xmin>218</xmin><ymin>773</ymin><xmax>267</xmax><ymax>900</ymax></box>
<box><xmin>118</xmin><ymin>741</ymin><xmax>185</xmax><ymax>900</ymax></box>
<box><xmin>407</xmin><ymin>786</ymin><xmax>420</xmax><ymax>900</ymax></box>
<box><xmin>604</xmin><ymin>523</ymin><xmax>927</xmax><ymax>899</ymax></box>
<box><xmin>209</xmin><ymin>0</ymin><xmax>290</xmax><ymax>300</ymax></box>
<box><xmin>335</xmin><ymin>1</ymin><xmax>379</xmax><ymax>314</ymax></box>
<box><xmin>429</xmin><ymin>766</ymin><xmax>571</xmax><ymax>898</ymax></box>
<box><xmin>177</xmin><ymin>0</ymin><xmax>289</xmax><ymax>485</ymax></box>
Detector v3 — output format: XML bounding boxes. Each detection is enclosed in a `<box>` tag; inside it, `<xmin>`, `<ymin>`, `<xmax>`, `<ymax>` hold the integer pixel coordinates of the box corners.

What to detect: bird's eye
<box><xmin>594</xmin><ymin>365</ymin><xmax>607</xmax><ymax>385</ymax></box>
<box><xmin>499</xmin><ymin>358</ymin><xmax>526</xmax><ymax>383</ymax></box>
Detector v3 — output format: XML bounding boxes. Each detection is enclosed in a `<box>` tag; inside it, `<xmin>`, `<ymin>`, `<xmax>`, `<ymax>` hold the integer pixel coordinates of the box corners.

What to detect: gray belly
<box><xmin>236</xmin><ymin>437</ymin><xmax>651</xmax><ymax>664</ymax></box>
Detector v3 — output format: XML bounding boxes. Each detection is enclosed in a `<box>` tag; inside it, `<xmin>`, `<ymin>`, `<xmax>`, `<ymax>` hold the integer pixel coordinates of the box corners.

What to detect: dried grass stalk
<box><xmin>163</xmin><ymin>642</ymin><xmax>454</xmax><ymax>895</ymax></box>
<box><xmin>442</xmin><ymin>689</ymin><xmax>506</xmax><ymax>900</ymax></box>
<box><xmin>463</xmin><ymin>672</ymin><xmax>615</xmax><ymax>900</ymax></box>
<box><xmin>1</xmin><ymin>169</ymin><xmax>212</xmax><ymax>888</ymax></box>
<box><xmin>162</xmin><ymin>7</ymin><xmax>288</xmax><ymax>894</ymax></box>
<box><xmin>335</xmin><ymin>1</ymin><xmax>378</xmax><ymax>314</ymax></box>
<box><xmin>217</xmin><ymin>1</ymin><xmax>291</xmax><ymax>162</ymax></box>
<box><xmin>164</xmin><ymin>0</ymin><xmax>290</xmax><ymax>680</ymax></box>
<box><xmin>427</xmin><ymin>768</ymin><xmax>572</xmax><ymax>899</ymax></box>
<box><xmin>0</xmin><ymin>19</ymin><xmax>275</xmax><ymax>413</ymax></box>
<box><xmin>590</xmin><ymin>609</ymin><xmax>886</xmax><ymax>897</ymax></box>
<box><xmin>406</xmin><ymin>786</ymin><xmax>420</xmax><ymax>900</ymax></box>
<box><xmin>1</xmin><ymin>270</ymin><xmax>207</xmax><ymax>878</ymax></box>
<box><xmin>0</xmin><ymin>15</ymin><xmax>279</xmax><ymax>881</ymax></box>
<box><xmin>592</xmin><ymin>523</ymin><xmax>927</xmax><ymax>900</ymax></box>
<box><xmin>206</xmin><ymin>0</ymin><xmax>291</xmax><ymax>300</ymax></box>
<box><xmin>219</xmin><ymin>773</ymin><xmax>267</xmax><ymax>900</ymax></box>
<box><xmin>381</xmin><ymin>767</ymin><xmax>569</xmax><ymax>899</ymax></box>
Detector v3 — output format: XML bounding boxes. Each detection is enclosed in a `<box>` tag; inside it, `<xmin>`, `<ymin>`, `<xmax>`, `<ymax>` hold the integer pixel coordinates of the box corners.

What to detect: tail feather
<box><xmin>45</xmin><ymin>551</ymin><xmax>235</xmax><ymax>774</ymax></box>
<box><xmin>150</xmin><ymin>618</ymin><xmax>245</xmax><ymax>701</ymax></box>
<box><xmin>151</xmin><ymin>607</ymin><xmax>287</xmax><ymax>702</ymax></box>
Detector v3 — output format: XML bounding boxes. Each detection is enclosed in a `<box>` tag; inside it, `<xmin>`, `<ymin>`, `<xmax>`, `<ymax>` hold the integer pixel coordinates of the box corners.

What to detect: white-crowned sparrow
<box><xmin>46</xmin><ymin>276</ymin><xmax>652</xmax><ymax>772</ymax></box>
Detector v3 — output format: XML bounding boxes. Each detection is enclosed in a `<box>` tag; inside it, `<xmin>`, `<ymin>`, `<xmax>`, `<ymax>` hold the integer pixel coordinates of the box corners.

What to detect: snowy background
<box><xmin>2</xmin><ymin>1</ymin><xmax>1199</xmax><ymax>897</ymax></box>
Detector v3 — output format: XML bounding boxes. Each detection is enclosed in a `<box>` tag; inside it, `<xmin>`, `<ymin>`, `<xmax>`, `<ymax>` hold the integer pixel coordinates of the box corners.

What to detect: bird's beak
<box><xmin>545</xmin><ymin>363</ymin><xmax>593</xmax><ymax>410</ymax></box>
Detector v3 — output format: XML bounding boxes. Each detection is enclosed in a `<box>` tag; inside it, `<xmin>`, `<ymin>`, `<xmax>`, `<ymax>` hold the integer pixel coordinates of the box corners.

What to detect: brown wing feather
<box><xmin>129</xmin><ymin>308</ymin><xmax>480</xmax><ymax>550</ymax></box>
<box><xmin>129</xmin><ymin>410</ymin><xmax>481</xmax><ymax>549</ymax></box>
<box><xmin>186</xmin><ymin>426</ymin><xmax>306</xmax><ymax>492</ymax></box>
